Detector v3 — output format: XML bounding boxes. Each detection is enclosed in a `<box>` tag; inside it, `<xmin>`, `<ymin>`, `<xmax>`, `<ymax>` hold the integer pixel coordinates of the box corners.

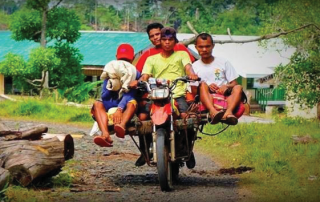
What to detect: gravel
<box><xmin>2</xmin><ymin>119</ymin><xmax>241</xmax><ymax>202</ymax></box>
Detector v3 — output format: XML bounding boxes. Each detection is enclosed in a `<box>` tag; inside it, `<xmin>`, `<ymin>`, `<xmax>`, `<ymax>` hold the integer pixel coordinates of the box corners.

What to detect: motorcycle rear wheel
<box><xmin>156</xmin><ymin>128</ymin><xmax>173</xmax><ymax>191</ymax></box>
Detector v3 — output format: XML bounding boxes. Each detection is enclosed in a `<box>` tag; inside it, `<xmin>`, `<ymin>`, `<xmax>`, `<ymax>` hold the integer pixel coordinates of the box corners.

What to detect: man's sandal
<box><xmin>221</xmin><ymin>114</ymin><xmax>238</xmax><ymax>125</ymax></box>
<box><xmin>207</xmin><ymin>111</ymin><xmax>224</xmax><ymax>124</ymax></box>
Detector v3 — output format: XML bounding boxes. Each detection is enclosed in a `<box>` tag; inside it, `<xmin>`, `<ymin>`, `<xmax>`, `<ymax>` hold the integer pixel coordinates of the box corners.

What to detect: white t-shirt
<box><xmin>190</xmin><ymin>57</ymin><xmax>239</xmax><ymax>87</ymax></box>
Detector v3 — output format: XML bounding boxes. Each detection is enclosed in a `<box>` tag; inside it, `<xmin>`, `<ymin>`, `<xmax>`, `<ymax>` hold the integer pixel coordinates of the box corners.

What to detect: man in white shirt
<box><xmin>190</xmin><ymin>33</ymin><xmax>244</xmax><ymax>125</ymax></box>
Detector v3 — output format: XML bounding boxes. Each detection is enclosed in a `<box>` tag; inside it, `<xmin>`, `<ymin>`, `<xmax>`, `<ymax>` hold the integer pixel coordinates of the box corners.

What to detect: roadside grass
<box><xmin>196</xmin><ymin>117</ymin><xmax>320</xmax><ymax>201</ymax></box>
<box><xmin>0</xmin><ymin>97</ymin><xmax>93</xmax><ymax>127</ymax></box>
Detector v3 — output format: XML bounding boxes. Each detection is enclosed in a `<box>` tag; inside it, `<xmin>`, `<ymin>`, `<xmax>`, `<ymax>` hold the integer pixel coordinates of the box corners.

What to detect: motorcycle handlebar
<box><xmin>186</xmin><ymin>76</ymin><xmax>201</xmax><ymax>82</ymax></box>
<box><xmin>175</xmin><ymin>76</ymin><xmax>201</xmax><ymax>83</ymax></box>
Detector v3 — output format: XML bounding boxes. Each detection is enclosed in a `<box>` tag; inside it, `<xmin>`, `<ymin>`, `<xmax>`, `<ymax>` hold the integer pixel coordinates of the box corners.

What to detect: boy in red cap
<box><xmin>92</xmin><ymin>43</ymin><xmax>141</xmax><ymax>147</ymax></box>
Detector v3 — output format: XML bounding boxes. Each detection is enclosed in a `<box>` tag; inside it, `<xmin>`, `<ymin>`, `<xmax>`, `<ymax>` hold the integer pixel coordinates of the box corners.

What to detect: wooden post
<box><xmin>0</xmin><ymin>74</ymin><xmax>4</xmax><ymax>94</ymax></box>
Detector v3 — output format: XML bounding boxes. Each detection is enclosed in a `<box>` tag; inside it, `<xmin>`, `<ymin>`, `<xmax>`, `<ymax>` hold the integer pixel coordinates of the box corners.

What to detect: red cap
<box><xmin>116</xmin><ymin>43</ymin><xmax>134</xmax><ymax>61</ymax></box>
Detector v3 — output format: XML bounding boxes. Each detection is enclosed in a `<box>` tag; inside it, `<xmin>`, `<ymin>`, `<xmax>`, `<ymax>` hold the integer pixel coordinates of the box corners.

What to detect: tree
<box><xmin>261</xmin><ymin>0</ymin><xmax>320</xmax><ymax>111</ymax></box>
<box><xmin>96</xmin><ymin>5</ymin><xmax>121</xmax><ymax>31</ymax></box>
<box><xmin>6</xmin><ymin>0</ymin><xmax>83</xmax><ymax>93</ymax></box>
<box><xmin>0</xmin><ymin>48</ymin><xmax>61</xmax><ymax>93</ymax></box>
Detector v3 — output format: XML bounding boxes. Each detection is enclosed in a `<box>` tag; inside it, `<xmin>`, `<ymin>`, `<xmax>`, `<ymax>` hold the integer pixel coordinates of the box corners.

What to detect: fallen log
<box><xmin>0</xmin><ymin>135</ymin><xmax>74</xmax><ymax>186</ymax></box>
<box><xmin>0</xmin><ymin>124</ymin><xmax>48</xmax><ymax>141</ymax></box>
<box><xmin>0</xmin><ymin>121</ymin><xmax>9</xmax><ymax>131</ymax></box>
<box><xmin>0</xmin><ymin>167</ymin><xmax>10</xmax><ymax>191</ymax></box>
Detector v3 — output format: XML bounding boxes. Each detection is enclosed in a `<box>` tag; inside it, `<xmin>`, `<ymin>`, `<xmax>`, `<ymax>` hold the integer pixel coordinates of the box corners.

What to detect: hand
<box><xmin>217</xmin><ymin>85</ymin><xmax>228</xmax><ymax>95</ymax></box>
<box><xmin>208</xmin><ymin>83</ymin><xmax>219</xmax><ymax>93</ymax></box>
<box><xmin>113</xmin><ymin>109</ymin><xmax>123</xmax><ymax>124</ymax></box>
<box><xmin>188</xmin><ymin>74</ymin><xmax>199</xmax><ymax>81</ymax></box>
<box><xmin>128</xmin><ymin>80</ymin><xmax>138</xmax><ymax>89</ymax></box>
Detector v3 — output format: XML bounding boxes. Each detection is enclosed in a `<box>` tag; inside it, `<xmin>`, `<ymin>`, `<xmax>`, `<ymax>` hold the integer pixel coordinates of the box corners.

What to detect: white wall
<box><xmin>286</xmin><ymin>100</ymin><xmax>317</xmax><ymax>119</ymax></box>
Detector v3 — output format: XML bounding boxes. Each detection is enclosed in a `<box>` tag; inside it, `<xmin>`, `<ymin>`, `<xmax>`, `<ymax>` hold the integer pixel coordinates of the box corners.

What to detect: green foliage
<box><xmin>8</xmin><ymin>1</ymin><xmax>84</xmax><ymax>92</ymax></box>
<box><xmin>275</xmin><ymin>52</ymin><xmax>320</xmax><ymax>108</ymax></box>
<box><xmin>51</xmin><ymin>172</ymin><xmax>73</xmax><ymax>188</ymax></box>
<box><xmin>0</xmin><ymin>53</ymin><xmax>27</xmax><ymax>76</ymax></box>
<box><xmin>262</xmin><ymin>0</ymin><xmax>320</xmax><ymax>107</ymax></box>
<box><xmin>0</xmin><ymin>48</ymin><xmax>61</xmax><ymax>93</ymax></box>
<box><xmin>26</xmin><ymin>0</ymin><xmax>50</xmax><ymax>10</ymax></box>
<box><xmin>212</xmin><ymin>8</ymin><xmax>260</xmax><ymax>35</ymax></box>
<box><xmin>62</xmin><ymin>80</ymin><xmax>102</xmax><ymax>103</ymax></box>
<box><xmin>10</xmin><ymin>6</ymin><xmax>81</xmax><ymax>43</ymax></box>
<box><xmin>96</xmin><ymin>5</ymin><xmax>121</xmax><ymax>30</ymax></box>
<box><xmin>9</xmin><ymin>8</ymin><xmax>42</xmax><ymax>42</ymax></box>
<box><xmin>49</xmin><ymin>42</ymin><xmax>84</xmax><ymax>89</ymax></box>
<box><xmin>47</xmin><ymin>7</ymin><xmax>81</xmax><ymax>43</ymax></box>
<box><xmin>28</xmin><ymin>47</ymin><xmax>61</xmax><ymax>73</ymax></box>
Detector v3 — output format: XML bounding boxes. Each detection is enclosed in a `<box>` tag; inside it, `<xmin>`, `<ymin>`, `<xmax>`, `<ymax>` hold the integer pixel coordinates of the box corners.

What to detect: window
<box><xmin>247</xmin><ymin>78</ymin><xmax>254</xmax><ymax>89</ymax></box>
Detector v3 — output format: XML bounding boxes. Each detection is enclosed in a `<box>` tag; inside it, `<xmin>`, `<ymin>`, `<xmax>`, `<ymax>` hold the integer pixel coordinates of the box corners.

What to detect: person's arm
<box><xmin>185</xmin><ymin>64</ymin><xmax>198</xmax><ymax>80</ymax></box>
<box><xmin>216</xmin><ymin>60</ymin><xmax>239</xmax><ymax>94</ymax></box>
<box><xmin>181</xmin><ymin>52</ymin><xmax>198</xmax><ymax>80</ymax></box>
<box><xmin>216</xmin><ymin>80</ymin><xmax>238</xmax><ymax>95</ymax></box>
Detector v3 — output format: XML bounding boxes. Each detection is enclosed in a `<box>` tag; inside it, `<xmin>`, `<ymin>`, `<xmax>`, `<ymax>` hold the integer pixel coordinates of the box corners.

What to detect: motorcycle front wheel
<box><xmin>156</xmin><ymin>128</ymin><xmax>173</xmax><ymax>191</ymax></box>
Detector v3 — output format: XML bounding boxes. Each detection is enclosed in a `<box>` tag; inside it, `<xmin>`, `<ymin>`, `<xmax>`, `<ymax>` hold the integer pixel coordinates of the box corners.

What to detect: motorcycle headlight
<box><xmin>149</xmin><ymin>87</ymin><xmax>170</xmax><ymax>100</ymax></box>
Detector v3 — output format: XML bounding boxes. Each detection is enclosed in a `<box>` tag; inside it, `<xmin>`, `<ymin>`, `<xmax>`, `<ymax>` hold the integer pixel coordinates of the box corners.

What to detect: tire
<box><xmin>156</xmin><ymin>128</ymin><xmax>173</xmax><ymax>191</ymax></box>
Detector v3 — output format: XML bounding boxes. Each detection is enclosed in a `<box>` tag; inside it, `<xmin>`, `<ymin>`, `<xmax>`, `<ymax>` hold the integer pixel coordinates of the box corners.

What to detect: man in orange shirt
<box><xmin>135</xmin><ymin>23</ymin><xmax>195</xmax><ymax>73</ymax></box>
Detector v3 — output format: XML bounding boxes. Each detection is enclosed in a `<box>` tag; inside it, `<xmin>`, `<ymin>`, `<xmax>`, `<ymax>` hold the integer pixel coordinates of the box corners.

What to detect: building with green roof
<box><xmin>0</xmin><ymin>31</ymin><xmax>152</xmax><ymax>93</ymax></box>
<box><xmin>0</xmin><ymin>31</ymin><xmax>151</xmax><ymax>77</ymax></box>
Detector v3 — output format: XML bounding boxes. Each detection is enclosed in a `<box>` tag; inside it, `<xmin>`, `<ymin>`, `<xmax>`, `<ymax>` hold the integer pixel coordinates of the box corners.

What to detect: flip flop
<box><xmin>208</xmin><ymin>111</ymin><xmax>224</xmax><ymax>124</ymax></box>
<box><xmin>94</xmin><ymin>136</ymin><xmax>113</xmax><ymax>147</ymax></box>
<box><xmin>114</xmin><ymin>124</ymin><xmax>126</xmax><ymax>138</ymax></box>
<box><xmin>221</xmin><ymin>114</ymin><xmax>238</xmax><ymax>125</ymax></box>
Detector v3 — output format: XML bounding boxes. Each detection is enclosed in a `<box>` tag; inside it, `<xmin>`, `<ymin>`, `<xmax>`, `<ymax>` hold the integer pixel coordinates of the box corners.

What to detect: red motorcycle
<box><xmin>99</xmin><ymin>76</ymin><xmax>245</xmax><ymax>191</ymax></box>
<box><xmin>129</xmin><ymin>76</ymin><xmax>203</xmax><ymax>191</ymax></box>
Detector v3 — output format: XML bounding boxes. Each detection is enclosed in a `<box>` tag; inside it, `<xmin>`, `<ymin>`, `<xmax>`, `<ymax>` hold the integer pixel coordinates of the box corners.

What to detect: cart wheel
<box><xmin>156</xmin><ymin>128</ymin><xmax>173</xmax><ymax>191</ymax></box>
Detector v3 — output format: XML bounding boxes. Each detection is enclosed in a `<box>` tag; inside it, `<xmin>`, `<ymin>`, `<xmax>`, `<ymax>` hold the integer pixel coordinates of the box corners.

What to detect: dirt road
<box><xmin>3</xmin><ymin>120</ymin><xmax>243</xmax><ymax>202</ymax></box>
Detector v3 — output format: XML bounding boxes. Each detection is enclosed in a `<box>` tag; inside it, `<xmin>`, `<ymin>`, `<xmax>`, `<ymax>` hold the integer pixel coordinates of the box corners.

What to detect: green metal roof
<box><xmin>0</xmin><ymin>31</ymin><xmax>151</xmax><ymax>66</ymax></box>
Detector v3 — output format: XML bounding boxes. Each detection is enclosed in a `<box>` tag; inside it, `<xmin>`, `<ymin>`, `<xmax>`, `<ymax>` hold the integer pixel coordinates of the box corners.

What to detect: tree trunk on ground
<box><xmin>0</xmin><ymin>167</ymin><xmax>10</xmax><ymax>191</ymax></box>
<box><xmin>0</xmin><ymin>135</ymin><xmax>74</xmax><ymax>186</ymax></box>
<box><xmin>0</xmin><ymin>121</ymin><xmax>9</xmax><ymax>131</ymax></box>
<box><xmin>0</xmin><ymin>124</ymin><xmax>48</xmax><ymax>141</ymax></box>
